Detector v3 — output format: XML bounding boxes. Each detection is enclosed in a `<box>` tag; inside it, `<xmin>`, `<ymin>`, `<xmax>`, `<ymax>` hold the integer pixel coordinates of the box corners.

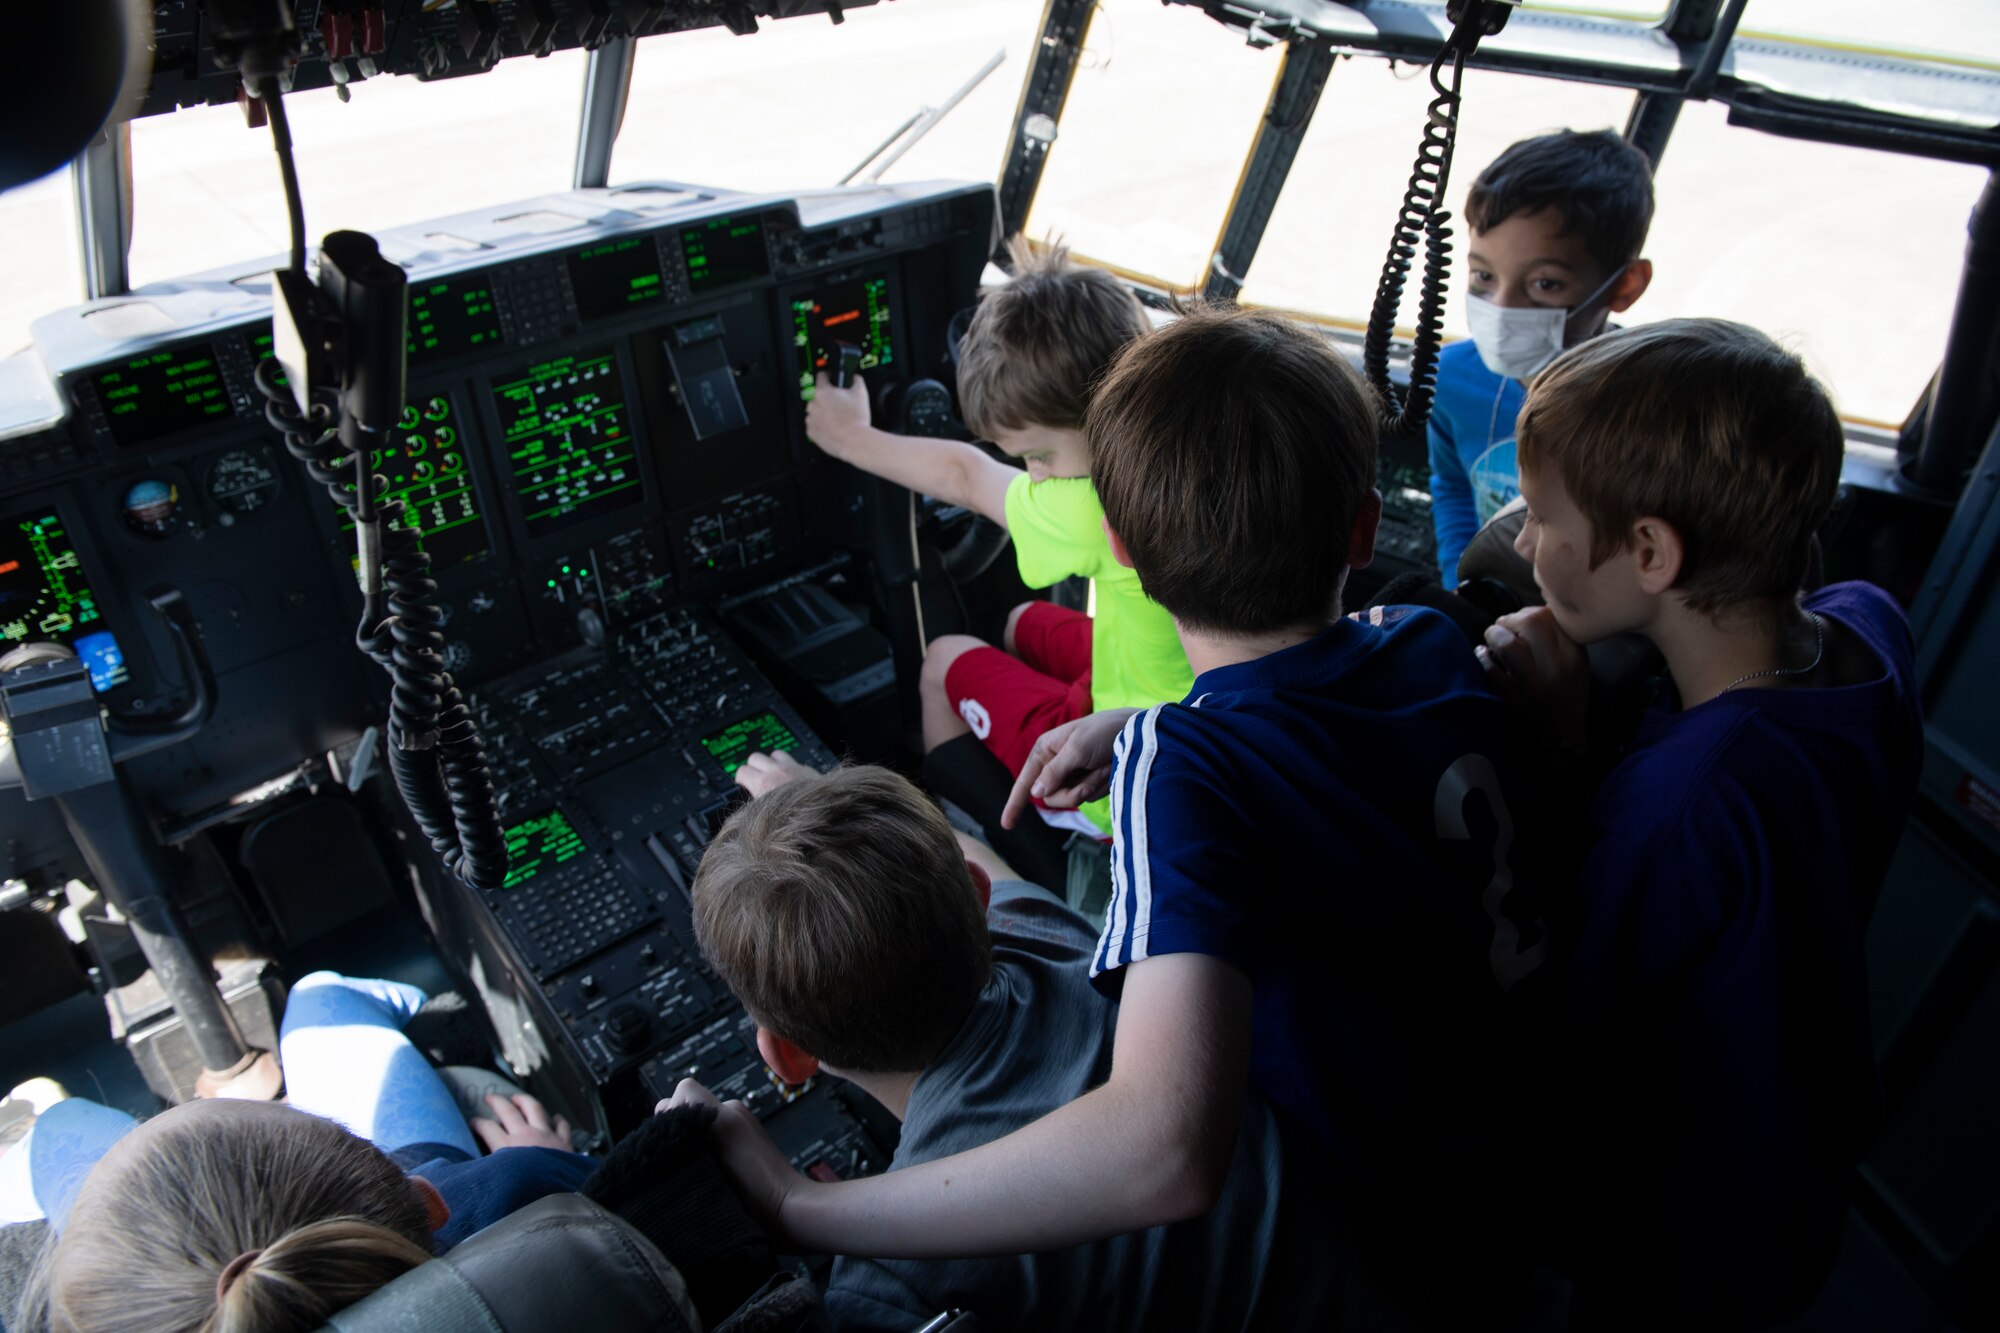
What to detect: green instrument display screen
<box><xmin>699</xmin><ymin>711</ymin><xmax>799</xmax><ymax>774</ymax></box>
<box><xmin>501</xmin><ymin>809</ymin><xmax>587</xmax><ymax>889</ymax></box>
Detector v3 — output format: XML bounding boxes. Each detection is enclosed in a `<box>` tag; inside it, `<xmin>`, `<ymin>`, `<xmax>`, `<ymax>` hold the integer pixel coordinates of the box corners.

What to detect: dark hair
<box><xmin>1517</xmin><ymin>318</ymin><xmax>1844</xmax><ymax>616</ymax></box>
<box><xmin>957</xmin><ymin>237</ymin><xmax>1150</xmax><ymax>439</ymax></box>
<box><xmin>691</xmin><ymin>766</ymin><xmax>991</xmax><ymax>1074</ymax></box>
<box><xmin>1088</xmin><ymin>305</ymin><xmax>1379</xmax><ymax>635</ymax></box>
<box><xmin>1466</xmin><ymin>129</ymin><xmax>1655</xmax><ymax>272</ymax></box>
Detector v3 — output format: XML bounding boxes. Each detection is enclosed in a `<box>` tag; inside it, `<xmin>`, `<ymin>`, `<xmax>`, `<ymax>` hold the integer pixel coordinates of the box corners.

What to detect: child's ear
<box><xmin>410</xmin><ymin>1176</ymin><xmax>451</xmax><ymax>1233</ymax></box>
<box><xmin>1606</xmin><ymin>259</ymin><xmax>1653</xmax><ymax>313</ymax></box>
<box><xmin>756</xmin><ymin>1027</ymin><xmax>820</xmax><ymax>1086</ymax></box>
<box><xmin>1347</xmin><ymin>488</ymin><xmax>1383</xmax><ymax>570</ymax></box>
<box><xmin>965</xmin><ymin>858</ymin><xmax>993</xmax><ymax>913</ymax></box>
<box><xmin>1101</xmin><ymin>517</ymin><xmax>1135</xmax><ymax>569</ymax></box>
<box><xmin>1630</xmin><ymin>514</ymin><xmax>1684</xmax><ymax>594</ymax></box>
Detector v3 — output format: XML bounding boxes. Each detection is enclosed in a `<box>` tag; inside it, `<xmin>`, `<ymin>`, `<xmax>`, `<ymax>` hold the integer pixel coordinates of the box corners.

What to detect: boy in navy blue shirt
<box><xmin>1431</xmin><ymin>129</ymin><xmax>1655</xmax><ymax>587</ymax></box>
<box><xmin>1482</xmin><ymin>318</ymin><xmax>1922</xmax><ymax>1327</ymax></box>
<box><xmin>667</xmin><ymin>307</ymin><xmax>1558</xmax><ymax>1327</ymax></box>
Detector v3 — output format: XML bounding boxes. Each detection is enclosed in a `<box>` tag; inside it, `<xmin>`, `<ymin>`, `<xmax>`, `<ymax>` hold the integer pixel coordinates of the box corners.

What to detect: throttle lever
<box><xmin>830</xmin><ymin>340</ymin><xmax>865</xmax><ymax>389</ymax></box>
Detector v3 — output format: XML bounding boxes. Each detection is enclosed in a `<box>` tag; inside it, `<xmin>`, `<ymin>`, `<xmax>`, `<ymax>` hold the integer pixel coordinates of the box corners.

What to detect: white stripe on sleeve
<box><xmin>1094</xmin><ymin>716</ymin><xmax>1137</xmax><ymax>975</ymax></box>
<box><xmin>1127</xmin><ymin>706</ymin><xmax>1163</xmax><ymax>963</ymax></box>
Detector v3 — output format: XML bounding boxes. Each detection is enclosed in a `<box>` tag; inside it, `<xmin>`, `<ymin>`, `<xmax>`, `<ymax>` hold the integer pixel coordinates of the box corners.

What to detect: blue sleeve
<box><xmin>1092</xmin><ymin>707</ymin><xmax>1253</xmax><ymax>984</ymax></box>
<box><xmin>410</xmin><ymin>1147</ymin><xmax>597</xmax><ymax>1252</ymax></box>
<box><xmin>1428</xmin><ymin>412</ymin><xmax>1476</xmax><ymax>591</ymax></box>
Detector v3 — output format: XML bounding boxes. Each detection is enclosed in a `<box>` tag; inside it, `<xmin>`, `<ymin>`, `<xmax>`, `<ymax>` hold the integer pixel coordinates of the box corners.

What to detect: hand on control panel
<box><xmin>734</xmin><ymin>749</ymin><xmax>816</xmax><ymax>798</ymax></box>
<box><xmin>803</xmin><ymin>370</ymin><xmax>873</xmax><ymax>460</ymax></box>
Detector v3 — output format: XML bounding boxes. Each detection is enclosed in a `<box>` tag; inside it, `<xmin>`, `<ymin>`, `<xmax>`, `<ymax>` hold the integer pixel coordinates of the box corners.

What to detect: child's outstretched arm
<box><xmin>805</xmin><ymin>372</ymin><xmax>1017</xmax><ymax>527</ymax></box>
<box><xmin>664</xmin><ymin>949</ymin><xmax>1253</xmax><ymax>1257</ymax></box>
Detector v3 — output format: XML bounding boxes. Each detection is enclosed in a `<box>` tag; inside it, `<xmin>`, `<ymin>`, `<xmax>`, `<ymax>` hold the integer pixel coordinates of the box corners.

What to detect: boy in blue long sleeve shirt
<box><xmin>1431</xmin><ymin>129</ymin><xmax>1655</xmax><ymax>586</ymax></box>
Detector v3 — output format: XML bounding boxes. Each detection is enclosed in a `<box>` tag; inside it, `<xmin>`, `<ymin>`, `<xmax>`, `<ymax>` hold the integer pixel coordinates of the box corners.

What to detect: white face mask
<box><xmin>1465</xmin><ymin>265</ymin><xmax>1629</xmax><ymax>383</ymax></box>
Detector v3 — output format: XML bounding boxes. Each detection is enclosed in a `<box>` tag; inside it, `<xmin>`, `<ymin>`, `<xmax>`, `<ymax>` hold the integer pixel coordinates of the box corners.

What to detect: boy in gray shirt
<box><xmin>678</xmin><ymin>757</ymin><xmax>1354</xmax><ymax>1332</ymax></box>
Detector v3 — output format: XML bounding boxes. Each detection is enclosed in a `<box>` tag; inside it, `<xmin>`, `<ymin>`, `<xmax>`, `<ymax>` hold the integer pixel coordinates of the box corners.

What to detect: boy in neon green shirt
<box><xmin>804</xmin><ymin>240</ymin><xmax>1191</xmax><ymax>833</ymax></box>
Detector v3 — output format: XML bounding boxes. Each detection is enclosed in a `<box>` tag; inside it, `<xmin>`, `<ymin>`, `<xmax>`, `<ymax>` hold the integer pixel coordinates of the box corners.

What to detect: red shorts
<box><xmin>943</xmin><ymin>601</ymin><xmax>1093</xmax><ymax>778</ymax></box>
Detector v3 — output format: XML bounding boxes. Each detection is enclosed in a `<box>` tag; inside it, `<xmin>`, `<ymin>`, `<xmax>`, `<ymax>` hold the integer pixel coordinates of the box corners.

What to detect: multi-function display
<box><xmin>682</xmin><ymin>216</ymin><xmax>769</xmax><ymax>293</ymax></box>
<box><xmin>567</xmin><ymin>237</ymin><xmax>665</xmax><ymax>322</ymax></box>
<box><xmin>490</xmin><ymin>349</ymin><xmax>643</xmax><ymax>540</ymax></box>
<box><xmin>408</xmin><ymin>276</ymin><xmax>505</xmax><ymax>367</ymax></box>
<box><xmin>0</xmin><ymin>509</ymin><xmax>128</xmax><ymax>691</ymax></box>
<box><xmin>790</xmin><ymin>275</ymin><xmax>893</xmax><ymax>401</ymax></box>
<box><xmin>90</xmin><ymin>343</ymin><xmax>233</xmax><ymax>447</ymax></box>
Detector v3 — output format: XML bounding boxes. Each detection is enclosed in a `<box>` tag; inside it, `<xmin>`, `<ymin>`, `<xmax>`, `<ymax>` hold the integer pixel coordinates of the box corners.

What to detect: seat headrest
<box><xmin>1455</xmin><ymin>497</ymin><xmax>1537</xmax><ymax>606</ymax></box>
<box><xmin>319</xmin><ymin>1194</ymin><xmax>701</xmax><ymax>1333</ymax></box>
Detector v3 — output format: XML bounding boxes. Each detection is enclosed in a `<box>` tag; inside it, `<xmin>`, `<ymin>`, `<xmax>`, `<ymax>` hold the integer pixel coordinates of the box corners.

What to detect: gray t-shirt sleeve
<box><xmin>984</xmin><ymin>879</ymin><xmax>1100</xmax><ymax>962</ymax></box>
<box><xmin>825</xmin><ymin>1257</ymin><xmax>943</xmax><ymax>1331</ymax></box>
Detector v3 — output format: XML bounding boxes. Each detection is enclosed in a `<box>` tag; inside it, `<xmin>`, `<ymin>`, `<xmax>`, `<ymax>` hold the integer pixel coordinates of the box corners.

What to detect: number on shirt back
<box><xmin>1434</xmin><ymin>754</ymin><xmax>1548</xmax><ymax>990</ymax></box>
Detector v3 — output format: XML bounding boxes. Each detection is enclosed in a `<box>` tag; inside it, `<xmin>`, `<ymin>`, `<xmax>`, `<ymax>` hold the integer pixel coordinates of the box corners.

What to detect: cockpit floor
<box><xmin>0</xmin><ymin>898</ymin><xmax>456</xmax><ymax>1122</ymax></box>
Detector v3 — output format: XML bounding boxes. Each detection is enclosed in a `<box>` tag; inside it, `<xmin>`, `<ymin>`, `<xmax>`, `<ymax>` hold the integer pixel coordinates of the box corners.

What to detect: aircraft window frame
<box><xmin>122</xmin><ymin>49</ymin><xmax>590</xmax><ymax>292</ymax></box>
<box><xmin>1739</xmin><ymin>0</ymin><xmax>2000</xmax><ymax>71</ymax></box>
<box><xmin>992</xmin><ymin>0</ymin><xmax>1998</xmax><ymax>431</ymax></box>
<box><xmin>1021</xmin><ymin>0</ymin><xmax>1289</xmax><ymax>291</ymax></box>
<box><xmin>606</xmin><ymin>1</ymin><xmax>1042</xmax><ymax>197</ymax></box>
<box><xmin>1234</xmin><ymin>64</ymin><xmax>1636</xmax><ymax>342</ymax></box>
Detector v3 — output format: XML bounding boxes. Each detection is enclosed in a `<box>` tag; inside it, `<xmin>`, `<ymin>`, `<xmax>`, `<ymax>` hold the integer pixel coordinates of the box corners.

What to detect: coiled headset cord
<box><xmin>1362</xmin><ymin>33</ymin><xmax>1471</xmax><ymax>438</ymax></box>
<box><xmin>255</xmin><ymin>88</ymin><xmax>509</xmax><ymax>892</ymax></box>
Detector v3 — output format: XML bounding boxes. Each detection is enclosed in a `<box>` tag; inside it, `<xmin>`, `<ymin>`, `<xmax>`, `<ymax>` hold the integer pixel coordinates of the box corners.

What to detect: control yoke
<box><xmin>0</xmin><ymin>588</ymin><xmax>279</xmax><ymax>1098</ymax></box>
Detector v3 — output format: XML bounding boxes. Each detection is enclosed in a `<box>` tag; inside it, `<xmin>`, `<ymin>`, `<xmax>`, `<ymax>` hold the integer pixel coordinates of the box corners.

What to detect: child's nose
<box><xmin>1513</xmin><ymin>524</ymin><xmax>1536</xmax><ymax>559</ymax></box>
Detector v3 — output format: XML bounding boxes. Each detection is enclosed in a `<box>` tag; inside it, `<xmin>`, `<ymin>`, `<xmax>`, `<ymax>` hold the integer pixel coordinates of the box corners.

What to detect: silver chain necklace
<box><xmin>1719</xmin><ymin>612</ymin><xmax>1825</xmax><ymax>693</ymax></box>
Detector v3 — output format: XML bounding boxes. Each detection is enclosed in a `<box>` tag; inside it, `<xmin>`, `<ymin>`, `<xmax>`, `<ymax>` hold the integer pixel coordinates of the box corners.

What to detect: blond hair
<box><xmin>956</xmin><ymin>237</ymin><xmax>1149</xmax><ymax>440</ymax></box>
<box><xmin>1517</xmin><ymin>318</ymin><xmax>1843</xmax><ymax>616</ymax></box>
<box><xmin>691</xmin><ymin>766</ymin><xmax>991</xmax><ymax>1073</ymax></box>
<box><xmin>25</xmin><ymin>1105</ymin><xmax>431</xmax><ymax>1332</ymax></box>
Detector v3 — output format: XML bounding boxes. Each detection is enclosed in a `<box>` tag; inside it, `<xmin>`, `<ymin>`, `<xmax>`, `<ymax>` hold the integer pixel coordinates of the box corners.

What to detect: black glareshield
<box><xmin>319</xmin><ymin>230</ymin><xmax>410</xmax><ymax>436</ymax></box>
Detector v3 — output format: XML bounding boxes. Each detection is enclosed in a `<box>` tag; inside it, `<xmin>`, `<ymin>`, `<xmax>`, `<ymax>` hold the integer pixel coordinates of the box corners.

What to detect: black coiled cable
<box><xmin>1362</xmin><ymin>39</ymin><xmax>1469</xmax><ymax>439</ymax></box>
<box><xmin>254</xmin><ymin>361</ymin><xmax>509</xmax><ymax>890</ymax></box>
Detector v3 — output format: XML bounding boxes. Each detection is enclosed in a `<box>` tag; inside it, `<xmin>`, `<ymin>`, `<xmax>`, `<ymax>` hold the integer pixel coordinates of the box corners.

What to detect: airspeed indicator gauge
<box><xmin>206</xmin><ymin>448</ymin><xmax>281</xmax><ymax>518</ymax></box>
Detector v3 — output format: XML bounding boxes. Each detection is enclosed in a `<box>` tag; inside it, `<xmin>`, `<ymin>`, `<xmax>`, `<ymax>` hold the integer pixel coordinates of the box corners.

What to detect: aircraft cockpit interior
<box><xmin>2</xmin><ymin>1</ymin><xmax>1999</xmax><ymax>1330</ymax></box>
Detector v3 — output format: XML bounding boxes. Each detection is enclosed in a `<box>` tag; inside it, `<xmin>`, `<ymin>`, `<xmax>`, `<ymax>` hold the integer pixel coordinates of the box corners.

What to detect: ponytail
<box><xmin>201</xmin><ymin>1217</ymin><xmax>430</xmax><ymax>1333</ymax></box>
<box><xmin>32</xmin><ymin>1103</ymin><xmax>434</xmax><ymax>1333</ymax></box>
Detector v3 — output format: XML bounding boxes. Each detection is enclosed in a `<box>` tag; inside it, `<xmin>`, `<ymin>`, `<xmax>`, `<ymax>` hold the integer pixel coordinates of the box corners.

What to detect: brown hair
<box><xmin>1088</xmin><ymin>304</ymin><xmax>1380</xmax><ymax>635</ymax></box>
<box><xmin>1516</xmin><ymin>318</ymin><xmax>1844</xmax><ymax>615</ymax></box>
<box><xmin>27</xmin><ymin>1104</ymin><xmax>432</xmax><ymax>1333</ymax></box>
<box><xmin>956</xmin><ymin>237</ymin><xmax>1149</xmax><ymax>440</ymax></box>
<box><xmin>691</xmin><ymin>766</ymin><xmax>991</xmax><ymax>1073</ymax></box>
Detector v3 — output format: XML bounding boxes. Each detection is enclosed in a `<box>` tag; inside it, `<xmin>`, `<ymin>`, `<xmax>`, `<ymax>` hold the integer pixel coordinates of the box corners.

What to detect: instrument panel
<box><xmin>0</xmin><ymin>182</ymin><xmax>994</xmax><ymax>1150</ymax></box>
<box><xmin>0</xmin><ymin>182</ymin><xmax>990</xmax><ymax>809</ymax></box>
